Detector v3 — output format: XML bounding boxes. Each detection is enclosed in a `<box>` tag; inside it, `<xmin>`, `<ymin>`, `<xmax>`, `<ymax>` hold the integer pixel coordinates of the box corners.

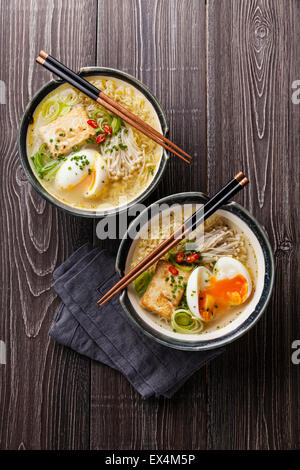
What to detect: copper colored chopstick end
<box><xmin>39</xmin><ymin>50</ymin><xmax>48</xmax><ymax>60</ymax></box>
<box><xmin>234</xmin><ymin>171</ymin><xmax>245</xmax><ymax>182</ymax></box>
<box><xmin>239</xmin><ymin>176</ymin><xmax>249</xmax><ymax>187</ymax></box>
<box><xmin>36</xmin><ymin>55</ymin><xmax>45</xmax><ymax>65</ymax></box>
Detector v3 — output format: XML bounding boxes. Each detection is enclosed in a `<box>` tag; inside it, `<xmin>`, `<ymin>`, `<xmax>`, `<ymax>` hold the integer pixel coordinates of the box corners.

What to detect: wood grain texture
<box><xmin>92</xmin><ymin>0</ymin><xmax>208</xmax><ymax>450</ymax></box>
<box><xmin>0</xmin><ymin>0</ymin><xmax>96</xmax><ymax>450</ymax></box>
<box><xmin>207</xmin><ymin>0</ymin><xmax>300</xmax><ymax>449</ymax></box>
<box><xmin>0</xmin><ymin>0</ymin><xmax>299</xmax><ymax>451</ymax></box>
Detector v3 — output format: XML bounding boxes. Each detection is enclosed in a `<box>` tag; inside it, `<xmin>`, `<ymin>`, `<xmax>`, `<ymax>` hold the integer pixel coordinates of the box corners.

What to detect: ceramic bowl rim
<box><xmin>18</xmin><ymin>66</ymin><xmax>169</xmax><ymax>218</ymax></box>
<box><xmin>116</xmin><ymin>191</ymin><xmax>275</xmax><ymax>351</ymax></box>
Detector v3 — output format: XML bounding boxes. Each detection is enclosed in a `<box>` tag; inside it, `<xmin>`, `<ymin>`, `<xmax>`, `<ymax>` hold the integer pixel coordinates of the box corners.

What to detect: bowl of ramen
<box><xmin>18</xmin><ymin>67</ymin><xmax>168</xmax><ymax>217</ymax></box>
<box><xmin>116</xmin><ymin>192</ymin><xmax>274</xmax><ymax>350</ymax></box>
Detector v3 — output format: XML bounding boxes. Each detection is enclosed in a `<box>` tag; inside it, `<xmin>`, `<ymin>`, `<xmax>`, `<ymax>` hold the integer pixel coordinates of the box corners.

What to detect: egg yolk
<box><xmin>199</xmin><ymin>274</ymin><xmax>249</xmax><ymax>321</ymax></box>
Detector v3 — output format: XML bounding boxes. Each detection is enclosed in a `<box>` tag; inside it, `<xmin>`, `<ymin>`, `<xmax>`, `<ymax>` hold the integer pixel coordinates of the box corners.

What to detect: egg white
<box><xmin>56</xmin><ymin>149</ymin><xmax>96</xmax><ymax>190</ymax></box>
<box><xmin>85</xmin><ymin>153</ymin><xmax>107</xmax><ymax>198</ymax></box>
<box><xmin>186</xmin><ymin>266</ymin><xmax>211</xmax><ymax>319</ymax></box>
<box><xmin>55</xmin><ymin>149</ymin><xmax>107</xmax><ymax>199</ymax></box>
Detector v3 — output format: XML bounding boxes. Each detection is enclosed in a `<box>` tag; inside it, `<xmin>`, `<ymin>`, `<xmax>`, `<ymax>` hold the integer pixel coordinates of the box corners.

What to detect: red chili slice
<box><xmin>168</xmin><ymin>265</ymin><xmax>178</xmax><ymax>275</ymax></box>
<box><xmin>96</xmin><ymin>134</ymin><xmax>106</xmax><ymax>144</ymax></box>
<box><xmin>186</xmin><ymin>253</ymin><xmax>200</xmax><ymax>263</ymax></box>
<box><xmin>103</xmin><ymin>124</ymin><xmax>112</xmax><ymax>135</ymax></box>
<box><xmin>175</xmin><ymin>252</ymin><xmax>185</xmax><ymax>263</ymax></box>
<box><xmin>87</xmin><ymin>119</ymin><xmax>99</xmax><ymax>128</ymax></box>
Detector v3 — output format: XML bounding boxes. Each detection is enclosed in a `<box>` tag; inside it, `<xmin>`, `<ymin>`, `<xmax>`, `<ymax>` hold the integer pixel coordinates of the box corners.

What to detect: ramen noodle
<box><xmin>27</xmin><ymin>77</ymin><xmax>163</xmax><ymax>211</ymax></box>
<box><xmin>129</xmin><ymin>208</ymin><xmax>257</xmax><ymax>335</ymax></box>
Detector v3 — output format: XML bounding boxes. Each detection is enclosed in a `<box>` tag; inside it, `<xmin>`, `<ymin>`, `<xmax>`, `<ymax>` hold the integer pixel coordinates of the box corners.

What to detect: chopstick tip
<box><xmin>36</xmin><ymin>55</ymin><xmax>45</xmax><ymax>65</ymax></box>
<box><xmin>234</xmin><ymin>171</ymin><xmax>245</xmax><ymax>182</ymax></box>
<box><xmin>39</xmin><ymin>50</ymin><xmax>48</xmax><ymax>59</ymax></box>
<box><xmin>240</xmin><ymin>176</ymin><xmax>249</xmax><ymax>187</ymax></box>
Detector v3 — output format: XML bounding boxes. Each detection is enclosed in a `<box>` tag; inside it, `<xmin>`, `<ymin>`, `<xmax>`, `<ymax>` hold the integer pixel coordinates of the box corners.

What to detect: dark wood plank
<box><xmin>91</xmin><ymin>0</ymin><xmax>208</xmax><ymax>450</ymax></box>
<box><xmin>1</xmin><ymin>0</ymin><xmax>298</xmax><ymax>452</ymax></box>
<box><xmin>0</xmin><ymin>0</ymin><xmax>97</xmax><ymax>450</ymax></box>
<box><xmin>206</xmin><ymin>0</ymin><xmax>300</xmax><ymax>449</ymax></box>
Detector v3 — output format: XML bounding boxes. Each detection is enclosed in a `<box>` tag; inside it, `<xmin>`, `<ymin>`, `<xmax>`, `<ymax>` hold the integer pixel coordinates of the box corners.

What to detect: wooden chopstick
<box><xmin>39</xmin><ymin>51</ymin><xmax>192</xmax><ymax>161</ymax></box>
<box><xmin>99</xmin><ymin>92</ymin><xmax>192</xmax><ymax>160</ymax></box>
<box><xmin>38</xmin><ymin>51</ymin><xmax>191</xmax><ymax>161</ymax></box>
<box><xmin>95</xmin><ymin>95</ymin><xmax>191</xmax><ymax>164</ymax></box>
<box><xmin>97</xmin><ymin>173</ymin><xmax>249</xmax><ymax>306</ymax></box>
<box><xmin>98</xmin><ymin>171</ymin><xmax>246</xmax><ymax>305</ymax></box>
<box><xmin>36</xmin><ymin>52</ymin><xmax>191</xmax><ymax>164</ymax></box>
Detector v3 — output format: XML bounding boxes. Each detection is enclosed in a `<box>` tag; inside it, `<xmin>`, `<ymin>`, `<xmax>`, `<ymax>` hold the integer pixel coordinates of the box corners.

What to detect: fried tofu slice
<box><xmin>38</xmin><ymin>105</ymin><xmax>96</xmax><ymax>157</ymax></box>
<box><xmin>141</xmin><ymin>260</ymin><xmax>190</xmax><ymax>318</ymax></box>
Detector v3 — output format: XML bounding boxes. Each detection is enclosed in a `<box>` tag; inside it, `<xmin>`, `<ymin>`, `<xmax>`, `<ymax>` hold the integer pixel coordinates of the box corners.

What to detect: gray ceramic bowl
<box><xmin>116</xmin><ymin>192</ymin><xmax>275</xmax><ymax>351</ymax></box>
<box><xmin>18</xmin><ymin>67</ymin><xmax>169</xmax><ymax>218</ymax></box>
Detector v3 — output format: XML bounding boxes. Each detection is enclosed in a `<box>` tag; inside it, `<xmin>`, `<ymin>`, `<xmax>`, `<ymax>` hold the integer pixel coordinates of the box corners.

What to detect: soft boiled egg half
<box><xmin>56</xmin><ymin>149</ymin><xmax>107</xmax><ymax>198</ymax></box>
<box><xmin>186</xmin><ymin>257</ymin><xmax>252</xmax><ymax>322</ymax></box>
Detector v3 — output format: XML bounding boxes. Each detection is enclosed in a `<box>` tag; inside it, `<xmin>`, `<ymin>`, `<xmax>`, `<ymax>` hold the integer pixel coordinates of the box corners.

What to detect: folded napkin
<box><xmin>50</xmin><ymin>244</ymin><xmax>224</xmax><ymax>398</ymax></box>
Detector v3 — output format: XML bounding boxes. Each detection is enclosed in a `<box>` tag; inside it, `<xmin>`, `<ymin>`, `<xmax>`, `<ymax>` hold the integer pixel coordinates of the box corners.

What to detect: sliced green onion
<box><xmin>171</xmin><ymin>309</ymin><xmax>203</xmax><ymax>334</ymax></box>
<box><xmin>59</xmin><ymin>103</ymin><xmax>72</xmax><ymax>116</ymax></box>
<box><xmin>38</xmin><ymin>143</ymin><xmax>50</xmax><ymax>155</ymax></box>
<box><xmin>90</xmin><ymin>108</ymin><xmax>113</xmax><ymax>125</ymax></box>
<box><xmin>31</xmin><ymin>145</ymin><xmax>61</xmax><ymax>180</ymax></box>
<box><xmin>41</xmin><ymin>99</ymin><xmax>61</xmax><ymax>122</ymax></box>
<box><xmin>168</xmin><ymin>253</ymin><xmax>194</xmax><ymax>272</ymax></box>
<box><xmin>104</xmin><ymin>114</ymin><xmax>113</xmax><ymax>126</ymax></box>
<box><xmin>43</xmin><ymin>163</ymin><xmax>61</xmax><ymax>180</ymax></box>
<box><xmin>174</xmin><ymin>263</ymin><xmax>194</xmax><ymax>272</ymax></box>
<box><xmin>133</xmin><ymin>271</ymin><xmax>152</xmax><ymax>296</ymax></box>
<box><xmin>96</xmin><ymin>117</ymin><xmax>105</xmax><ymax>131</ymax></box>
<box><xmin>31</xmin><ymin>152</ymin><xmax>43</xmax><ymax>171</ymax></box>
<box><xmin>111</xmin><ymin>116</ymin><xmax>122</xmax><ymax>134</ymax></box>
<box><xmin>38</xmin><ymin>161</ymin><xmax>60</xmax><ymax>176</ymax></box>
<box><xmin>31</xmin><ymin>147</ymin><xmax>52</xmax><ymax>170</ymax></box>
<box><xmin>32</xmin><ymin>158</ymin><xmax>61</xmax><ymax>179</ymax></box>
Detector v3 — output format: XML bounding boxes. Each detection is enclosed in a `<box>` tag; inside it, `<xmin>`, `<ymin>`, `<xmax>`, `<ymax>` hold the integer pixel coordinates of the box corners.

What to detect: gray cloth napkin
<box><xmin>50</xmin><ymin>244</ymin><xmax>224</xmax><ymax>398</ymax></box>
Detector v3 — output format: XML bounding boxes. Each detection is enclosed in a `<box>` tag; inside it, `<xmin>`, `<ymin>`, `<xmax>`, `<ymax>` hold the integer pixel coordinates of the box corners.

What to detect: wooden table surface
<box><xmin>0</xmin><ymin>0</ymin><xmax>299</xmax><ymax>450</ymax></box>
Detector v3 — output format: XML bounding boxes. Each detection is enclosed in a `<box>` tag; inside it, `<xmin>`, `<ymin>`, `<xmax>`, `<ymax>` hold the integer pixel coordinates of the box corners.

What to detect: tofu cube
<box><xmin>38</xmin><ymin>105</ymin><xmax>96</xmax><ymax>157</ymax></box>
<box><xmin>141</xmin><ymin>260</ymin><xmax>190</xmax><ymax>318</ymax></box>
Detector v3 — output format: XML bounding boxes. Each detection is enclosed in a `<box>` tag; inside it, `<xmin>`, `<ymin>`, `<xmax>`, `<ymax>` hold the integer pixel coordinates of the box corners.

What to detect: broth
<box><xmin>27</xmin><ymin>77</ymin><xmax>163</xmax><ymax>211</ymax></box>
<box><xmin>127</xmin><ymin>206</ymin><xmax>258</xmax><ymax>336</ymax></box>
